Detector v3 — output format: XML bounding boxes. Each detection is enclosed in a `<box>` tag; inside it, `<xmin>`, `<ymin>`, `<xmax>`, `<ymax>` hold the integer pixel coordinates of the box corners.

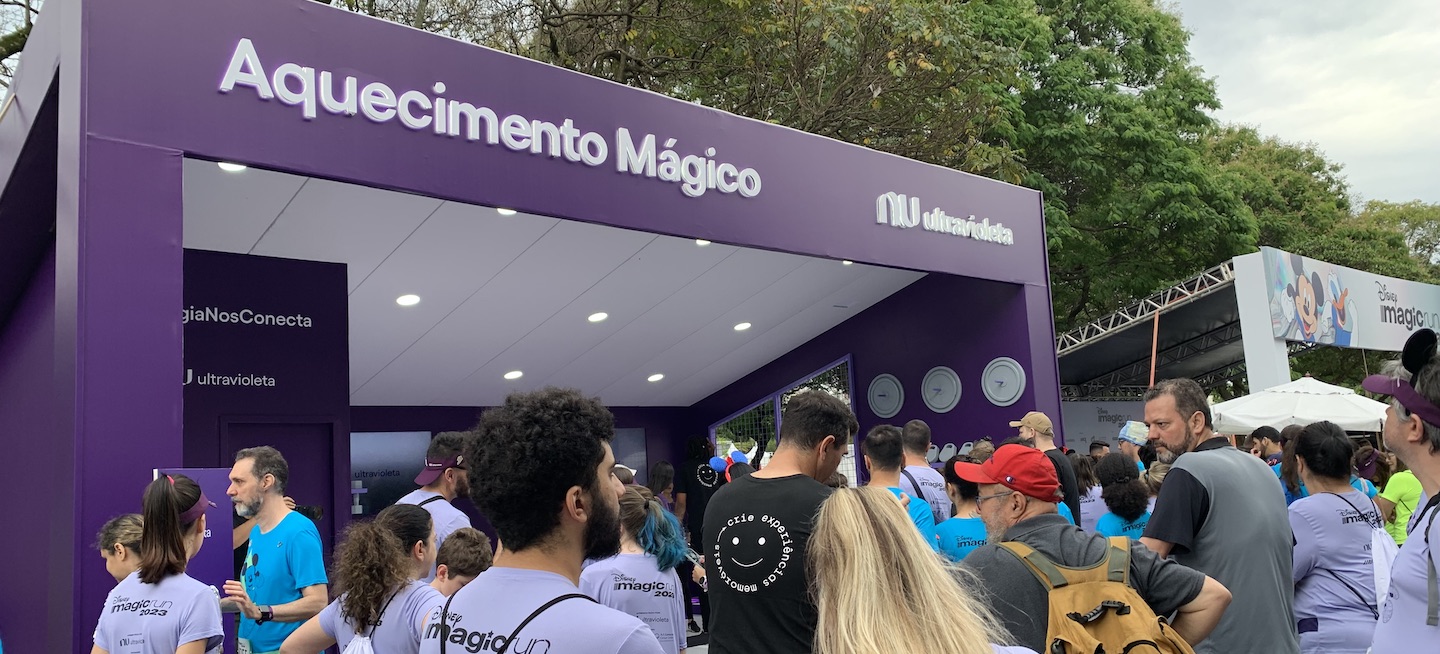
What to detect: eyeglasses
<box><xmin>976</xmin><ymin>490</ymin><xmax>1015</xmax><ymax>506</ymax></box>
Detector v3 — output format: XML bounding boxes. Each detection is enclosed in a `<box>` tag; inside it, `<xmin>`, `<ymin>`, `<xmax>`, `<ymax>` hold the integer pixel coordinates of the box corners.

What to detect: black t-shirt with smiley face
<box><xmin>702</xmin><ymin>473</ymin><xmax>833</xmax><ymax>654</ymax></box>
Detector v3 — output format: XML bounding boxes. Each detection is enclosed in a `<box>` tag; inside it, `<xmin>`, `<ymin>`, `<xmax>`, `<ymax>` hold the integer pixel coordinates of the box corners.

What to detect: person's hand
<box><xmin>691</xmin><ymin>564</ymin><xmax>706</xmax><ymax>584</ymax></box>
<box><xmin>223</xmin><ymin>580</ymin><xmax>261</xmax><ymax>619</ymax></box>
<box><xmin>283</xmin><ymin>496</ymin><xmax>296</xmax><ymax>510</ymax></box>
<box><xmin>898</xmin><ymin>491</ymin><xmax>912</xmax><ymax>507</ymax></box>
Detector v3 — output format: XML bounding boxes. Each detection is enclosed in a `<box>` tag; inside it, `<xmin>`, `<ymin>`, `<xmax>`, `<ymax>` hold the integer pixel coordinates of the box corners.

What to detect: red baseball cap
<box><xmin>951</xmin><ymin>444</ymin><xmax>1061</xmax><ymax>502</ymax></box>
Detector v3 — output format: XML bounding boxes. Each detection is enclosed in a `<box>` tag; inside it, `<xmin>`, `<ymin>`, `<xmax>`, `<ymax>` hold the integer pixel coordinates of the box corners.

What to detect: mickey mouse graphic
<box><xmin>1284</xmin><ymin>253</ymin><xmax>1335</xmax><ymax>344</ymax></box>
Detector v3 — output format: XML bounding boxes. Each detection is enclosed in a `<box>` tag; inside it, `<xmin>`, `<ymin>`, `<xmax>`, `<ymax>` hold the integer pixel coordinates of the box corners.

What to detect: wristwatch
<box><xmin>256</xmin><ymin>606</ymin><xmax>273</xmax><ymax>624</ymax></box>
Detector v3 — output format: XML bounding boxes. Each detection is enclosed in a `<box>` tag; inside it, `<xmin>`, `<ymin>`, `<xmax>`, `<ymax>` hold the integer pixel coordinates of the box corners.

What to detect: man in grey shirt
<box><xmin>1140</xmin><ymin>378</ymin><xmax>1300</xmax><ymax>654</ymax></box>
<box><xmin>960</xmin><ymin>444</ymin><xmax>1231</xmax><ymax>653</ymax></box>
<box><xmin>899</xmin><ymin>419</ymin><xmax>952</xmax><ymax>522</ymax></box>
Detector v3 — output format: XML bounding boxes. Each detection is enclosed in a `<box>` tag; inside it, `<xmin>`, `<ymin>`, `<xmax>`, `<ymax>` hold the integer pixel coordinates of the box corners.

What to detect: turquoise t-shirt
<box><xmin>1058</xmin><ymin>501</ymin><xmax>1076</xmax><ymax>525</ymax></box>
<box><xmin>886</xmin><ymin>487</ymin><xmax>937</xmax><ymax>551</ymax></box>
<box><xmin>1095</xmin><ymin>511</ymin><xmax>1150</xmax><ymax>539</ymax></box>
<box><xmin>1272</xmin><ymin>463</ymin><xmax>1378</xmax><ymax>505</ymax></box>
<box><xmin>239</xmin><ymin>511</ymin><xmax>328</xmax><ymax>651</ymax></box>
<box><xmin>933</xmin><ymin>516</ymin><xmax>987</xmax><ymax>562</ymax></box>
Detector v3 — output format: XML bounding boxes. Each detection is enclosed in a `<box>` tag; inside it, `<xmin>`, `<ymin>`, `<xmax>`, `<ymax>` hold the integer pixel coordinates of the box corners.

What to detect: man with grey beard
<box><xmin>1139</xmin><ymin>378</ymin><xmax>1298</xmax><ymax>654</ymax></box>
<box><xmin>960</xmin><ymin>444</ymin><xmax>1229</xmax><ymax>653</ymax></box>
<box><xmin>222</xmin><ymin>446</ymin><xmax>329</xmax><ymax>653</ymax></box>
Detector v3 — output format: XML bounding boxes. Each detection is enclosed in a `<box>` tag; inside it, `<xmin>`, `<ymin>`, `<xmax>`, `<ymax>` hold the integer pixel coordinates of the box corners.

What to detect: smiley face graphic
<box><xmin>712</xmin><ymin>513</ymin><xmax>795</xmax><ymax>592</ymax></box>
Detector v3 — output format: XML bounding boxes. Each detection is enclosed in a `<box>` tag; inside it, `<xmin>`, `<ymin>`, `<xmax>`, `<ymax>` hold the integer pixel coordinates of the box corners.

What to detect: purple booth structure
<box><xmin>0</xmin><ymin>0</ymin><xmax>1059</xmax><ymax>650</ymax></box>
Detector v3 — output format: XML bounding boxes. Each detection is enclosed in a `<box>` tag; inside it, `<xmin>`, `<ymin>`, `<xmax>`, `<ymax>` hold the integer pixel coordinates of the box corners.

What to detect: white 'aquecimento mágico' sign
<box><xmin>218</xmin><ymin>39</ymin><xmax>762</xmax><ymax>199</ymax></box>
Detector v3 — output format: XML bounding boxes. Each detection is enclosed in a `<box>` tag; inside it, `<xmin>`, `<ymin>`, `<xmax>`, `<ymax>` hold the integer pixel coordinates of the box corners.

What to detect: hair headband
<box><xmin>167</xmin><ymin>476</ymin><xmax>216</xmax><ymax>525</ymax></box>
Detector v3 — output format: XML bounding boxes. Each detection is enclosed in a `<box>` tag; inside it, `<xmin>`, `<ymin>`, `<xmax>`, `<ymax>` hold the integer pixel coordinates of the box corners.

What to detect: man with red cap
<box><xmin>396</xmin><ymin>431</ymin><xmax>474</xmax><ymax>582</ymax></box>
<box><xmin>959</xmin><ymin>444</ymin><xmax>1231</xmax><ymax>654</ymax></box>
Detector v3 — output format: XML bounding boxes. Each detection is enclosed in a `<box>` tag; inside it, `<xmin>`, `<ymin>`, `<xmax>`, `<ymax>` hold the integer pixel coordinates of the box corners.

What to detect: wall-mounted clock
<box><xmin>867</xmin><ymin>373</ymin><xmax>904</xmax><ymax>419</ymax></box>
<box><xmin>981</xmin><ymin>357</ymin><xmax>1026</xmax><ymax>407</ymax></box>
<box><xmin>921</xmin><ymin>366</ymin><xmax>962</xmax><ymax>414</ymax></box>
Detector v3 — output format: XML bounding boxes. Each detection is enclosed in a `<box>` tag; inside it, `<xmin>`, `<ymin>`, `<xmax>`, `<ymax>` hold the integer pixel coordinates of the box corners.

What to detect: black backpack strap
<box><xmin>439</xmin><ymin>592</ymin><xmax>457</xmax><ymax>654</ymax></box>
<box><xmin>1319</xmin><ymin>568</ymin><xmax>1379</xmax><ymax>619</ymax></box>
<box><xmin>418</xmin><ymin>495</ymin><xmax>446</xmax><ymax>507</ymax></box>
<box><xmin>900</xmin><ymin>469</ymin><xmax>931</xmax><ymax>506</ymax></box>
<box><xmin>362</xmin><ymin>589</ymin><xmax>402</xmax><ymax>637</ymax></box>
<box><xmin>500</xmin><ymin>594</ymin><xmax>595</xmax><ymax>653</ymax></box>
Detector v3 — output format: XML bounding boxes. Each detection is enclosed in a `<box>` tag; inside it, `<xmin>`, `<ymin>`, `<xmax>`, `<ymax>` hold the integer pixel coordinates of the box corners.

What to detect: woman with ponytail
<box><xmin>580</xmin><ymin>486</ymin><xmax>689</xmax><ymax>654</ymax></box>
<box><xmin>92</xmin><ymin>474</ymin><xmax>223</xmax><ymax>654</ymax></box>
<box><xmin>281</xmin><ymin>504</ymin><xmax>443</xmax><ymax>654</ymax></box>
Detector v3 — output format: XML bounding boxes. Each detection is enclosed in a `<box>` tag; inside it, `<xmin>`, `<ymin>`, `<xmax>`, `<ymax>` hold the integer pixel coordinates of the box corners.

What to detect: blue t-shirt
<box><xmin>239</xmin><ymin>511</ymin><xmax>328</xmax><ymax>651</ymax></box>
<box><xmin>1095</xmin><ymin>511</ymin><xmax>1150</xmax><ymax>539</ymax></box>
<box><xmin>934</xmin><ymin>516</ymin><xmax>987</xmax><ymax>562</ymax></box>
<box><xmin>886</xmin><ymin>487</ymin><xmax>938</xmax><ymax>551</ymax></box>
<box><xmin>1273</xmin><ymin>463</ymin><xmax>1378</xmax><ymax>505</ymax></box>
<box><xmin>1057</xmin><ymin>501</ymin><xmax>1076</xmax><ymax>525</ymax></box>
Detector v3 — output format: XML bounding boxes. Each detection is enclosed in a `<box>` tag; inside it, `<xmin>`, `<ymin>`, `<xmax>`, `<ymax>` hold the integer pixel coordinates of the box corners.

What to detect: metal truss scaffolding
<box><xmin>1056</xmin><ymin>261</ymin><xmax>1237</xmax><ymax>357</ymax></box>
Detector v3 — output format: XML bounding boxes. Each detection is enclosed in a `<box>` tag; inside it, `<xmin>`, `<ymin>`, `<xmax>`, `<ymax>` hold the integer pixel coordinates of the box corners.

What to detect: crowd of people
<box><xmin>87</xmin><ymin>331</ymin><xmax>1440</xmax><ymax>654</ymax></box>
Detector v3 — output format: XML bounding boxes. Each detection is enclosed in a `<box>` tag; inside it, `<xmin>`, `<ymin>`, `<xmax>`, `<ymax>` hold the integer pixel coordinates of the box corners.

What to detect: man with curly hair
<box><xmin>418</xmin><ymin>387</ymin><xmax>665</xmax><ymax>654</ymax></box>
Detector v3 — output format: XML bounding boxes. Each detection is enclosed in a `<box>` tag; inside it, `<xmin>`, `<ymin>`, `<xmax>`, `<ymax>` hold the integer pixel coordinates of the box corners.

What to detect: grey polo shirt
<box><xmin>963</xmin><ymin>513</ymin><xmax>1205</xmax><ymax>652</ymax></box>
<box><xmin>1143</xmin><ymin>437</ymin><xmax>1299</xmax><ymax>654</ymax></box>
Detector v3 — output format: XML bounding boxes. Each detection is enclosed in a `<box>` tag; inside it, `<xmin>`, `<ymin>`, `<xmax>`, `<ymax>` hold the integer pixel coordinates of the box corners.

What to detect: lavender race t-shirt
<box><xmin>320</xmin><ymin>580</ymin><xmax>445</xmax><ymax>654</ymax></box>
<box><xmin>1289</xmin><ymin>490</ymin><xmax>1382</xmax><ymax>651</ymax></box>
<box><xmin>579</xmin><ymin>553</ymin><xmax>687</xmax><ymax>654</ymax></box>
<box><xmin>1078</xmin><ymin>485</ymin><xmax>1104</xmax><ymax>532</ymax></box>
<box><xmin>93</xmin><ymin>571</ymin><xmax>224</xmax><ymax>654</ymax></box>
<box><xmin>418</xmin><ymin>567</ymin><xmax>666</xmax><ymax>654</ymax></box>
<box><xmin>1372</xmin><ymin>498</ymin><xmax>1440</xmax><ymax>653</ymax></box>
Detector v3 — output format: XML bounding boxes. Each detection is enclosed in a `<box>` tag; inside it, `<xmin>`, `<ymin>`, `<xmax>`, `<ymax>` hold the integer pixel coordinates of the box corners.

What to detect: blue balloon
<box><xmin>730</xmin><ymin>451</ymin><xmax>749</xmax><ymax>465</ymax></box>
<box><xmin>710</xmin><ymin>456</ymin><xmax>728</xmax><ymax>472</ymax></box>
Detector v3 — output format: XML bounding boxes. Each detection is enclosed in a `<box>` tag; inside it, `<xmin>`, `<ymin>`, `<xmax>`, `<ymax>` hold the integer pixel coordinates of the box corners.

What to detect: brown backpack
<box><xmin>998</xmin><ymin>537</ymin><xmax>1196</xmax><ymax>654</ymax></box>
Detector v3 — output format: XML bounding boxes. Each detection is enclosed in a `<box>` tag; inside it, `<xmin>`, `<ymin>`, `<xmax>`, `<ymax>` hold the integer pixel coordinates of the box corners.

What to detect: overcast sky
<box><xmin>1172</xmin><ymin>0</ymin><xmax>1440</xmax><ymax>205</ymax></box>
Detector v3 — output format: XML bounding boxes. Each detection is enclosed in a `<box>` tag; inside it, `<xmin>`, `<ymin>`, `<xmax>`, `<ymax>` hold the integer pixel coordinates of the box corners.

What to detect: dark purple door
<box><xmin>221</xmin><ymin>421</ymin><xmax>337</xmax><ymax>560</ymax></box>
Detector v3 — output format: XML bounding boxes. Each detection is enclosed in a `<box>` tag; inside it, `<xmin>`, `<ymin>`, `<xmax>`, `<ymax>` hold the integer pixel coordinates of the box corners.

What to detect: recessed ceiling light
<box><xmin>395</xmin><ymin>294</ymin><xmax>421</xmax><ymax>306</ymax></box>
<box><xmin>504</xmin><ymin>370</ymin><xmax>524</xmax><ymax>380</ymax></box>
<box><xmin>842</xmin><ymin>260</ymin><xmax>854</xmax><ymax>266</ymax></box>
<box><xmin>734</xmin><ymin>322</ymin><xmax>752</xmax><ymax>331</ymax></box>
<box><xmin>217</xmin><ymin>162</ymin><xmax>247</xmax><ymax>172</ymax></box>
<box><xmin>647</xmin><ymin>373</ymin><xmax>665</xmax><ymax>383</ymax></box>
<box><xmin>495</xmin><ymin>208</ymin><xmax>517</xmax><ymax>216</ymax></box>
<box><xmin>588</xmin><ymin>312</ymin><xmax>609</xmax><ymax>323</ymax></box>
<box><xmin>695</xmin><ymin>239</ymin><xmax>711</xmax><ymax>246</ymax></box>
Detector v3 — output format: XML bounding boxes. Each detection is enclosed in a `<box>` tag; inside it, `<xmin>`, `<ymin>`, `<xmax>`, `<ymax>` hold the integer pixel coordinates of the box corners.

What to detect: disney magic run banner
<box><xmin>1263</xmin><ymin>247</ymin><xmax>1439</xmax><ymax>351</ymax></box>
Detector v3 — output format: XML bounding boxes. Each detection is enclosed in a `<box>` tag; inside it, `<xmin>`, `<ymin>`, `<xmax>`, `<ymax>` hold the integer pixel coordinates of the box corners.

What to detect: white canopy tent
<box><xmin>1211</xmin><ymin>376</ymin><xmax>1389</xmax><ymax>434</ymax></box>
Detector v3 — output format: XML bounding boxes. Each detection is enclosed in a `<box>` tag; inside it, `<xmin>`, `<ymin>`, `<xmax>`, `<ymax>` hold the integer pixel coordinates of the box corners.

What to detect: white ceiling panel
<box><xmin>648</xmin><ymin>269</ymin><xmax>924</xmax><ymax>406</ymax></box>
<box><xmin>182</xmin><ymin>159</ymin><xmax>307</xmax><ymax>253</ymax></box>
<box><xmin>439</xmin><ymin>236</ymin><xmax>738</xmax><ymax>398</ymax></box>
<box><xmin>547</xmin><ymin>247</ymin><xmax>812</xmax><ymax>396</ymax></box>
<box><xmin>347</xmin><ymin>203</ymin><xmax>559</xmax><ymax>391</ymax></box>
<box><xmin>183</xmin><ymin>162</ymin><xmax>929</xmax><ymax>408</ymax></box>
<box><xmin>357</xmin><ymin>219</ymin><xmax>655</xmax><ymax>406</ymax></box>
<box><xmin>599</xmin><ymin>258</ymin><xmax>873</xmax><ymax>402</ymax></box>
<box><xmin>251</xmin><ymin>179</ymin><xmax>443</xmax><ymax>292</ymax></box>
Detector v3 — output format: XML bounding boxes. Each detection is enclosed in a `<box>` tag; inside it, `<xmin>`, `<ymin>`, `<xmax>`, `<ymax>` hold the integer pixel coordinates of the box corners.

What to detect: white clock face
<box><xmin>867</xmin><ymin>374</ymin><xmax>904</xmax><ymax>419</ymax></box>
<box><xmin>921</xmin><ymin>366</ymin><xmax>962</xmax><ymax>414</ymax></box>
<box><xmin>982</xmin><ymin>357</ymin><xmax>1026</xmax><ymax>407</ymax></box>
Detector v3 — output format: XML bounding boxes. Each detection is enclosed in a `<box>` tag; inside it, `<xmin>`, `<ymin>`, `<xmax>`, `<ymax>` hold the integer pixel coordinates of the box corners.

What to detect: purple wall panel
<box><xmin>183</xmin><ymin>249</ymin><xmax>352</xmax><ymax>562</ymax></box>
<box><xmin>690</xmin><ymin>274</ymin><xmax>1040</xmax><ymax>451</ymax></box>
<box><xmin>63</xmin><ymin>140</ymin><xmax>187</xmax><ymax>652</ymax></box>
<box><xmin>0</xmin><ymin>249</ymin><xmax>66</xmax><ymax>652</ymax></box>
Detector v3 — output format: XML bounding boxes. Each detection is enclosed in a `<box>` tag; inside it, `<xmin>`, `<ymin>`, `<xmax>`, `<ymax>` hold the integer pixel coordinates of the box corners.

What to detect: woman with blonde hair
<box><xmin>808</xmin><ymin>486</ymin><xmax>1036</xmax><ymax>654</ymax></box>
